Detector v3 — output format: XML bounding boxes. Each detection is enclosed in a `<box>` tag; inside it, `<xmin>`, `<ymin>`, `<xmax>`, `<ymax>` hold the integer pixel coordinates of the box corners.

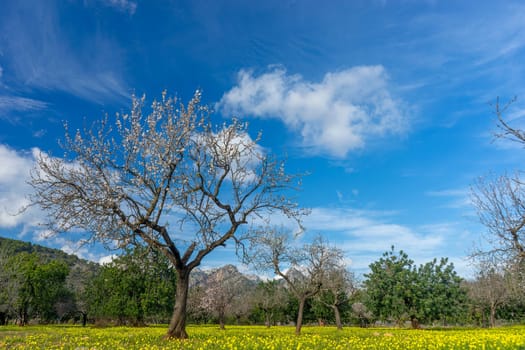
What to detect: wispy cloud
<box><xmin>0</xmin><ymin>1</ymin><xmax>128</xmax><ymax>104</ymax></box>
<box><xmin>425</xmin><ymin>188</ymin><xmax>473</xmax><ymax>209</ymax></box>
<box><xmin>217</xmin><ymin>66</ymin><xmax>409</xmax><ymax>158</ymax></box>
<box><xmin>300</xmin><ymin>206</ymin><xmax>473</xmax><ymax>276</ymax></box>
<box><xmin>304</xmin><ymin>207</ymin><xmax>443</xmax><ymax>252</ymax></box>
<box><xmin>0</xmin><ymin>96</ymin><xmax>48</xmax><ymax>116</ymax></box>
<box><xmin>99</xmin><ymin>0</ymin><xmax>137</xmax><ymax>15</ymax></box>
<box><xmin>402</xmin><ymin>2</ymin><xmax>525</xmax><ymax>100</ymax></box>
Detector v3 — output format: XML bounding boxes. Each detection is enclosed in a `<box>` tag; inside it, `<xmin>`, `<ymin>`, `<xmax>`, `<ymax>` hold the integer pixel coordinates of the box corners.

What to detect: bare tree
<box><xmin>248</xmin><ymin>229</ymin><xmax>343</xmax><ymax>335</ymax></box>
<box><xmin>316</xmin><ymin>266</ymin><xmax>355</xmax><ymax>330</ymax></box>
<box><xmin>470</xmin><ymin>97</ymin><xmax>525</xmax><ymax>327</ymax></box>
<box><xmin>28</xmin><ymin>91</ymin><xmax>303</xmax><ymax>339</ymax></box>
<box><xmin>351</xmin><ymin>302</ymin><xmax>373</xmax><ymax>328</ymax></box>
<box><xmin>467</xmin><ymin>258</ymin><xmax>510</xmax><ymax>327</ymax></box>
<box><xmin>471</xmin><ymin>97</ymin><xmax>525</xmax><ymax>265</ymax></box>
<box><xmin>252</xmin><ymin>280</ymin><xmax>288</xmax><ymax>327</ymax></box>
<box><xmin>230</xmin><ymin>286</ymin><xmax>256</xmax><ymax>325</ymax></box>
<box><xmin>472</xmin><ymin>173</ymin><xmax>525</xmax><ymax>263</ymax></box>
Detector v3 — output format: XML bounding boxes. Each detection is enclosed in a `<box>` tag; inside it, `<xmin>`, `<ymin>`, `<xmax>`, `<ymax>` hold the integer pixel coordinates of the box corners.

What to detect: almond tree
<box><xmin>199</xmin><ymin>265</ymin><xmax>246</xmax><ymax>329</ymax></box>
<box><xmin>248</xmin><ymin>229</ymin><xmax>343</xmax><ymax>335</ymax></box>
<box><xmin>29</xmin><ymin>90</ymin><xmax>303</xmax><ymax>339</ymax></box>
<box><xmin>315</xmin><ymin>266</ymin><xmax>355</xmax><ymax>330</ymax></box>
<box><xmin>472</xmin><ymin>97</ymin><xmax>525</xmax><ymax>265</ymax></box>
<box><xmin>472</xmin><ymin>173</ymin><xmax>525</xmax><ymax>264</ymax></box>
<box><xmin>467</xmin><ymin>257</ymin><xmax>511</xmax><ymax>327</ymax></box>
<box><xmin>252</xmin><ymin>280</ymin><xmax>288</xmax><ymax>327</ymax></box>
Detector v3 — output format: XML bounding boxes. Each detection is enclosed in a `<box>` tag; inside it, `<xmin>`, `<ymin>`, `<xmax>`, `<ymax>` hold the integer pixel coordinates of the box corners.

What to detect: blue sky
<box><xmin>1</xmin><ymin>0</ymin><xmax>525</xmax><ymax>277</ymax></box>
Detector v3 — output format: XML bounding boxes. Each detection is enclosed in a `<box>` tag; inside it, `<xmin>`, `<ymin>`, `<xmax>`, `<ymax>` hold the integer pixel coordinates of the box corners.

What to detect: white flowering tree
<box><xmin>29</xmin><ymin>90</ymin><xmax>303</xmax><ymax>339</ymax></box>
<box><xmin>198</xmin><ymin>265</ymin><xmax>247</xmax><ymax>329</ymax></box>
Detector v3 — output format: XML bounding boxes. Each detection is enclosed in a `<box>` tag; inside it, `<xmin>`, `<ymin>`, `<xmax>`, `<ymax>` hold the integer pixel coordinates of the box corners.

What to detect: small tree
<box><xmin>416</xmin><ymin>258</ymin><xmax>466</xmax><ymax>326</ymax></box>
<box><xmin>248</xmin><ymin>229</ymin><xmax>343</xmax><ymax>335</ymax></box>
<box><xmin>199</xmin><ymin>265</ymin><xmax>246</xmax><ymax>329</ymax></box>
<box><xmin>315</xmin><ymin>267</ymin><xmax>355</xmax><ymax>330</ymax></box>
<box><xmin>365</xmin><ymin>248</ymin><xmax>466</xmax><ymax>328</ymax></box>
<box><xmin>4</xmin><ymin>253</ymin><xmax>69</xmax><ymax>325</ymax></box>
<box><xmin>364</xmin><ymin>247</ymin><xmax>416</xmax><ymax>327</ymax></box>
<box><xmin>467</xmin><ymin>258</ymin><xmax>510</xmax><ymax>327</ymax></box>
<box><xmin>252</xmin><ymin>280</ymin><xmax>288</xmax><ymax>327</ymax></box>
<box><xmin>472</xmin><ymin>173</ymin><xmax>525</xmax><ymax>264</ymax></box>
<box><xmin>66</xmin><ymin>261</ymin><xmax>99</xmax><ymax>326</ymax></box>
<box><xmin>29</xmin><ymin>91</ymin><xmax>303</xmax><ymax>339</ymax></box>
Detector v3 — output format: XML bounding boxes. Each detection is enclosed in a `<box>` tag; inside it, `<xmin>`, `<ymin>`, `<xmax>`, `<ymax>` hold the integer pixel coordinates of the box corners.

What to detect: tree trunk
<box><xmin>410</xmin><ymin>315</ymin><xmax>420</xmax><ymax>329</ymax></box>
<box><xmin>489</xmin><ymin>303</ymin><xmax>496</xmax><ymax>328</ymax></box>
<box><xmin>165</xmin><ymin>268</ymin><xmax>190</xmax><ymax>339</ymax></box>
<box><xmin>295</xmin><ymin>297</ymin><xmax>306</xmax><ymax>335</ymax></box>
<box><xmin>265</xmin><ymin>312</ymin><xmax>271</xmax><ymax>328</ymax></box>
<box><xmin>219</xmin><ymin>309</ymin><xmax>226</xmax><ymax>330</ymax></box>
<box><xmin>332</xmin><ymin>305</ymin><xmax>342</xmax><ymax>330</ymax></box>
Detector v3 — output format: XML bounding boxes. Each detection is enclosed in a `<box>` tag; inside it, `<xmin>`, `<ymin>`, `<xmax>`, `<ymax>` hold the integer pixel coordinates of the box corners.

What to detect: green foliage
<box><xmin>364</xmin><ymin>247</ymin><xmax>415</xmax><ymax>325</ymax></box>
<box><xmin>364</xmin><ymin>247</ymin><xmax>467</xmax><ymax>327</ymax></box>
<box><xmin>0</xmin><ymin>236</ymin><xmax>99</xmax><ymax>325</ymax></box>
<box><xmin>86</xmin><ymin>247</ymin><xmax>176</xmax><ymax>325</ymax></box>
<box><xmin>3</xmin><ymin>252</ymin><xmax>70</xmax><ymax>324</ymax></box>
<box><xmin>415</xmin><ymin>258</ymin><xmax>467</xmax><ymax>325</ymax></box>
<box><xmin>0</xmin><ymin>236</ymin><xmax>85</xmax><ymax>266</ymax></box>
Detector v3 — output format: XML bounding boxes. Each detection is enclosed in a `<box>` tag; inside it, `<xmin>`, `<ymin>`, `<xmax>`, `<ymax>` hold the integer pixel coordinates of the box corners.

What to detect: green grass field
<box><xmin>1</xmin><ymin>324</ymin><xmax>525</xmax><ymax>349</ymax></box>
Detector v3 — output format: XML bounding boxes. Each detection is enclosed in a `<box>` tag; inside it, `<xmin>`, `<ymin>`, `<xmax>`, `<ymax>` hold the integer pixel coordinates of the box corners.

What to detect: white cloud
<box><xmin>305</xmin><ymin>207</ymin><xmax>442</xmax><ymax>252</ymax></box>
<box><xmin>99</xmin><ymin>254</ymin><xmax>118</xmax><ymax>265</ymax></box>
<box><xmin>0</xmin><ymin>145</ymin><xmax>40</xmax><ymax>228</ymax></box>
<box><xmin>217</xmin><ymin>66</ymin><xmax>409</xmax><ymax>158</ymax></box>
<box><xmin>300</xmin><ymin>206</ymin><xmax>474</xmax><ymax>276</ymax></box>
<box><xmin>100</xmin><ymin>0</ymin><xmax>137</xmax><ymax>15</ymax></box>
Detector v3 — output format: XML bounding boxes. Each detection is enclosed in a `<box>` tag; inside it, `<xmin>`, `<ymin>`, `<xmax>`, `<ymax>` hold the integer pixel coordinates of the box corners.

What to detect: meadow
<box><xmin>1</xmin><ymin>325</ymin><xmax>525</xmax><ymax>350</ymax></box>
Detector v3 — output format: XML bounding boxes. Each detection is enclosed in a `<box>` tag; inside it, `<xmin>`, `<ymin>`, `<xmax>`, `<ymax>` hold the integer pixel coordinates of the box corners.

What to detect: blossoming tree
<box><xmin>29</xmin><ymin>90</ymin><xmax>303</xmax><ymax>339</ymax></box>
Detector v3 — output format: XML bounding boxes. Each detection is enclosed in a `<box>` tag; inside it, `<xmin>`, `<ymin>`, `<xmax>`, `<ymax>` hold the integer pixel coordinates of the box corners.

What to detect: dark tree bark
<box><xmin>332</xmin><ymin>305</ymin><xmax>342</xmax><ymax>330</ymax></box>
<box><xmin>219</xmin><ymin>310</ymin><xmax>226</xmax><ymax>330</ymax></box>
<box><xmin>295</xmin><ymin>297</ymin><xmax>306</xmax><ymax>336</ymax></box>
<box><xmin>410</xmin><ymin>315</ymin><xmax>420</xmax><ymax>329</ymax></box>
<box><xmin>166</xmin><ymin>268</ymin><xmax>190</xmax><ymax>339</ymax></box>
<box><xmin>490</xmin><ymin>302</ymin><xmax>497</xmax><ymax>328</ymax></box>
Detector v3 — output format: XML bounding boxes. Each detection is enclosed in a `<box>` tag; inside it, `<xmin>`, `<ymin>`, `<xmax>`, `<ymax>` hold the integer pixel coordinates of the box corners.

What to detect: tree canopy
<box><xmin>364</xmin><ymin>247</ymin><xmax>466</xmax><ymax>328</ymax></box>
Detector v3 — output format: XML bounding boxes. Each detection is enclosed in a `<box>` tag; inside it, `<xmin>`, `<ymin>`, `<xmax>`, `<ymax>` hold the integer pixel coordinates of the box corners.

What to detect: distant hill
<box><xmin>0</xmin><ymin>236</ymin><xmax>100</xmax><ymax>291</ymax></box>
<box><xmin>2</xmin><ymin>236</ymin><xmax>78</xmax><ymax>263</ymax></box>
<box><xmin>0</xmin><ymin>236</ymin><xmax>262</xmax><ymax>289</ymax></box>
<box><xmin>190</xmin><ymin>264</ymin><xmax>261</xmax><ymax>289</ymax></box>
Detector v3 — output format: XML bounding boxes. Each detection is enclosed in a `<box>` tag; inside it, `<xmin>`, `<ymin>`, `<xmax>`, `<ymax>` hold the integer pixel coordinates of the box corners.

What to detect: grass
<box><xmin>1</xmin><ymin>324</ymin><xmax>525</xmax><ymax>349</ymax></box>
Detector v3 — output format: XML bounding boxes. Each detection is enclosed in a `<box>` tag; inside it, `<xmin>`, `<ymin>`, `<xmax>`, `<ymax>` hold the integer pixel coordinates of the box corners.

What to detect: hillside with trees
<box><xmin>0</xmin><ymin>236</ymin><xmax>99</xmax><ymax>325</ymax></box>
